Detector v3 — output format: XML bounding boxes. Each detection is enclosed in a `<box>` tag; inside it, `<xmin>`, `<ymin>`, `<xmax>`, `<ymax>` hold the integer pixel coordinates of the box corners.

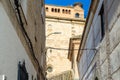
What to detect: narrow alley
<box><xmin>0</xmin><ymin>0</ymin><xmax>120</xmax><ymax>80</ymax></box>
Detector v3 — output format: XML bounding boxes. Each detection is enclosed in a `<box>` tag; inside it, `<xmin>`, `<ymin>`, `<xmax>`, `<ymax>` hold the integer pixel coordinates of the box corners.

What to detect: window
<box><xmin>35</xmin><ymin>36</ymin><xmax>37</xmax><ymax>42</ymax></box>
<box><xmin>69</xmin><ymin>10</ymin><xmax>71</xmax><ymax>14</ymax></box>
<box><xmin>58</xmin><ymin>9</ymin><xmax>60</xmax><ymax>13</ymax></box>
<box><xmin>51</xmin><ymin>8</ymin><xmax>54</xmax><ymax>12</ymax></box>
<box><xmin>46</xmin><ymin>7</ymin><xmax>48</xmax><ymax>11</ymax></box>
<box><xmin>62</xmin><ymin>9</ymin><xmax>65</xmax><ymax>13</ymax></box>
<box><xmin>99</xmin><ymin>4</ymin><xmax>105</xmax><ymax>40</ymax></box>
<box><xmin>18</xmin><ymin>61</ymin><xmax>28</xmax><ymax>80</ymax></box>
<box><xmin>47</xmin><ymin>66</ymin><xmax>53</xmax><ymax>72</ymax></box>
<box><xmin>55</xmin><ymin>8</ymin><xmax>57</xmax><ymax>12</ymax></box>
<box><xmin>66</xmin><ymin>10</ymin><xmax>68</xmax><ymax>14</ymax></box>
<box><xmin>75</xmin><ymin>13</ymin><xmax>80</xmax><ymax>18</ymax></box>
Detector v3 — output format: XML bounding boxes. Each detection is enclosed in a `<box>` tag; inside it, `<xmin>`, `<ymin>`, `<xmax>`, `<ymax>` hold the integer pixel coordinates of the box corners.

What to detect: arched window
<box><xmin>62</xmin><ymin>9</ymin><xmax>64</xmax><ymax>13</ymax></box>
<box><xmin>46</xmin><ymin>7</ymin><xmax>48</xmax><ymax>11</ymax></box>
<box><xmin>69</xmin><ymin>10</ymin><xmax>71</xmax><ymax>14</ymax></box>
<box><xmin>75</xmin><ymin>13</ymin><xmax>80</xmax><ymax>18</ymax></box>
<box><xmin>55</xmin><ymin>8</ymin><xmax>57</xmax><ymax>12</ymax></box>
<box><xmin>58</xmin><ymin>9</ymin><xmax>60</xmax><ymax>13</ymax></box>
<box><xmin>51</xmin><ymin>8</ymin><xmax>54</xmax><ymax>12</ymax></box>
<box><xmin>47</xmin><ymin>65</ymin><xmax>53</xmax><ymax>73</ymax></box>
<box><xmin>66</xmin><ymin>10</ymin><xmax>68</xmax><ymax>14</ymax></box>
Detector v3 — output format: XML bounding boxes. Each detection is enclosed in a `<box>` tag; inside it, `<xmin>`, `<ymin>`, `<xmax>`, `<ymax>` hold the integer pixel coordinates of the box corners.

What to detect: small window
<box><xmin>99</xmin><ymin>4</ymin><xmax>105</xmax><ymax>40</ymax></box>
<box><xmin>55</xmin><ymin>8</ymin><xmax>57</xmax><ymax>12</ymax></box>
<box><xmin>66</xmin><ymin>10</ymin><xmax>68</xmax><ymax>14</ymax></box>
<box><xmin>58</xmin><ymin>9</ymin><xmax>60</xmax><ymax>13</ymax></box>
<box><xmin>51</xmin><ymin>8</ymin><xmax>54</xmax><ymax>12</ymax></box>
<box><xmin>69</xmin><ymin>10</ymin><xmax>71</xmax><ymax>14</ymax></box>
<box><xmin>46</xmin><ymin>7</ymin><xmax>48</xmax><ymax>11</ymax></box>
<box><xmin>35</xmin><ymin>36</ymin><xmax>37</xmax><ymax>42</ymax></box>
<box><xmin>75</xmin><ymin>13</ymin><xmax>80</xmax><ymax>18</ymax></box>
<box><xmin>47</xmin><ymin>66</ymin><xmax>53</xmax><ymax>72</ymax></box>
<box><xmin>62</xmin><ymin>9</ymin><xmax>65</xmax><ymax>13</ymax></box>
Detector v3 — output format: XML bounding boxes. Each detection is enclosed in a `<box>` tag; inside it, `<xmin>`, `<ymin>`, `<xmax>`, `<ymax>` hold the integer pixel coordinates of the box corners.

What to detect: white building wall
<box><xmin>21</xmin><ymin>0</ymin><xmax>27</xmax><ymax>18</ymax></box>
<box><xmin>0</xmin><ymin>3</ymin><xmax>36</xmax><ymax>80</ymax></box>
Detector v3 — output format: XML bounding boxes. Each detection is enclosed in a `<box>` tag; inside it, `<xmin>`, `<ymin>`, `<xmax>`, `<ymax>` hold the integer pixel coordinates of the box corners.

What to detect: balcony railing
<box><xmin>47</xmin><ymin>70</ymin><xmax>73</xmax><ymax>80</ymax></box>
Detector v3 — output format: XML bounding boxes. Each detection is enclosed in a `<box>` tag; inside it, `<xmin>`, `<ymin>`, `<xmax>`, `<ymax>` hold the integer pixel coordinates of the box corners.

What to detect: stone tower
<box><xmin>45</xmin><ymin>3</ymin><xmax>85</xmax><ymax>78</ymax></box>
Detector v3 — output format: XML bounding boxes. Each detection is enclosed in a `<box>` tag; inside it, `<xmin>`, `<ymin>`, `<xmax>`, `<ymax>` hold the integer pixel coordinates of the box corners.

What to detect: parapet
<box><xmin>45</xmin><ymin>3</ymin><xmax>85</xmax><ymax>20</ymax></box>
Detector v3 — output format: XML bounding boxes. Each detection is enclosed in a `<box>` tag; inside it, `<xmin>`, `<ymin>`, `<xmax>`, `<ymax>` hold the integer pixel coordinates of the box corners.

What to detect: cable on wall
<box><xmin>14</xmin><ymin>0</ymin><xmax>47</xmax><ymax>79</ymax></box>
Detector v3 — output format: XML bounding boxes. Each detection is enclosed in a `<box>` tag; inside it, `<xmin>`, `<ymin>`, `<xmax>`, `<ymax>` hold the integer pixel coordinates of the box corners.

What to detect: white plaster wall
<box><xmin>21</xmin><ymin>0</ymin><xmax>27</xmax><ymax>18</ymax></box>
<box><xmin>0</xmin><ymin>3</ymin><xmax>36</xmax><ymax>80</ymax></box>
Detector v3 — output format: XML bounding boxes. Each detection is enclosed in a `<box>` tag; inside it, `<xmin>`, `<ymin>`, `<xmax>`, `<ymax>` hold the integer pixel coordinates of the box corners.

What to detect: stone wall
<box><xmin>46</xmin><ymin>4</ymin><xmax>85</xmax><ymax>78</ymax></box>
<box><xmin>77</xmin><ymin>0</ymin><xmax>120</xmax><ymax>80</ymax></box>
<box><xmin>46</xmin><ymin>18</ymin><xmax>85</xmax><ymax>78</ymax></box>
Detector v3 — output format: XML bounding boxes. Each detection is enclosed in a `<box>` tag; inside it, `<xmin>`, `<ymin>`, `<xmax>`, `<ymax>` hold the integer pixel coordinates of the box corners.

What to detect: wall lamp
<box><xmin>46</xmin><ymin>32</ymin><xmax>61</xmax><ymax>37</ymax></box>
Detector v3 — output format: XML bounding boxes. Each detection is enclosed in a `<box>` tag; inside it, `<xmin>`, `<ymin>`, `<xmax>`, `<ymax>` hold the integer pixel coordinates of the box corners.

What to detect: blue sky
<box><xmin>45</xmin><ymin>0</ymin><xmax>91</xmax><ymax>17</ymax></box>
